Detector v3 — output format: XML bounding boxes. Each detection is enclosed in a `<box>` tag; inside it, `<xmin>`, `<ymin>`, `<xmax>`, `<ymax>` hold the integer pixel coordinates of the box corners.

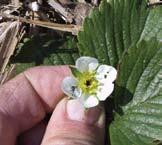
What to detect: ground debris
<box><xmin>0</xmin><ymin>0</ymin><xmax>99</xmax><ymax>84</ymax></box>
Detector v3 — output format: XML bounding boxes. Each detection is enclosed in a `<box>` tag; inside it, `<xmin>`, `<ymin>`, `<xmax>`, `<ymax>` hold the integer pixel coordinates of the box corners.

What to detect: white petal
<box><xmin>88</xmin><ymin>62</ymin><xmax>99</xmax><ymax>71</ymax></box>
<box><xmin>96</xmin><ymin>65</ymin><xmax>117</xmax><ymax>83</ymax></box>
<box><xmin>84</xmin><ymin>95</ymin><xmax>99</xmax><ymax>108</ymax></box>
<box><xmin>61</xmin><ymin>77</ymin><xmax>81</xmax><ymax>98</ymax></box>
<box><xmin>97</xmin><ymin>83</ymin><xmax>114</xmax><ymax>101</ymax></box>
<box><xmin>76</xmin><ymin>56</ymin><xmax>98</xmax><ymax>72</ymax></box>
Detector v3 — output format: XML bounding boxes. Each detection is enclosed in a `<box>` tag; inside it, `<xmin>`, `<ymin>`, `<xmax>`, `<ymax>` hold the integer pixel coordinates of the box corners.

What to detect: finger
<box><xmin>41</xmin><ymin>98</ymin><xmax>105</xmax><ymax>145</ymax></box>
<box><xmin>0</xmin><ymin>66</ymin><xmax>70</xmax><ymax>145</ymax></box>
<box><xmin>18</xmin><ymin>120</ymin><xmax>47</xmax><ymax>145</ymax></box>
<box><xmin>24</xmin><ymin>66</ymin><xmax>71</xmax><ymax>112</ymax></box>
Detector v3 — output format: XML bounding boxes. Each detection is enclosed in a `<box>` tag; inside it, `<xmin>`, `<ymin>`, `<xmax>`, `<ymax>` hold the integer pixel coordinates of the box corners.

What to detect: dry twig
<box><xmin>0</xmin><ymin>64</ymin><xmax>16</xmax><ymax>84</ymax></box>
<box><xmin>48</xmin><ymin>0</ymin><xmax>74</xmax><ymax>23</ymax></box>
<box><xmin>11</xmin><ymin>0</ymin><xmax>20</xmax><ymax>7</ymax></box>
<box><xmin>0</xmin><ymin>12</ymin><xmax>81</xmax><ymax>35</ymax></box>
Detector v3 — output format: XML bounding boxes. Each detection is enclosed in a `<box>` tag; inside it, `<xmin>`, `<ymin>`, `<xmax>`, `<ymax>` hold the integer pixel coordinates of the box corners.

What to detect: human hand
<box><xmin>0</xmin><ymin>66</ymin><xmax>105</xmax><ymax>145</ymax></box>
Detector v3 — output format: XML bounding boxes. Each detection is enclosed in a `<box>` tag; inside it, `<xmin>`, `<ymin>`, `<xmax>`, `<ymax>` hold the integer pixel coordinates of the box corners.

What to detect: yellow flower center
<box><xmin>78</xmin><ymin>71</ymin><xmax>98</xmax><ymax>95</ymax></box>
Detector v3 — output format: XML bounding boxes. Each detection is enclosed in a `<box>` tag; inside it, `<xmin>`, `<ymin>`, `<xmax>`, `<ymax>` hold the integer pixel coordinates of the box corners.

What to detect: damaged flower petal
<box><xmin>61</xmin><ymin>76</ymin><xmax>82</xmax><ymax>99</ymax></box>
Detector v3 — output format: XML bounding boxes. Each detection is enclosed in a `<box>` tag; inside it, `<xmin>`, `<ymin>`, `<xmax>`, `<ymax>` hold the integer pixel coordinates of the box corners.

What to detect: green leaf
<box><xmin>11</xmin><ymin>34</ymin><xmax>79</xmax><ymax>74</ymax></box>
<box><xmin>77</xmin><ymin>1</ymin><xmax>162</xmax><ymax>144</ymax></box>
<box><xmin>110</xmin><ymin>38</ymin><xmax>162</xmax><ymax>145</ymax></box>
<box><xmin>77</xmin><ymin>0</ymin><xmax>162</xmax><ymax>67</ymax></box>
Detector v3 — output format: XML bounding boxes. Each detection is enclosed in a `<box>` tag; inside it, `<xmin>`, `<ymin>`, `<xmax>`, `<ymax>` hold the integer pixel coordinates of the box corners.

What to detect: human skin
<box><xmin>0</xmin><ymin>66</ymin><xmax>105</xmax><ymax>145</ymax></box>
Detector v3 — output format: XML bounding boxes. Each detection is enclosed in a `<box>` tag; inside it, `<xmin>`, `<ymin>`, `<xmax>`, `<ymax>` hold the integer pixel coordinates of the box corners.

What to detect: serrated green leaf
<box><xmin>77</xmin><ymin>2</ymin><xmax>162</xmax><ymax>144</ymax></box>
<box><xmin>77</xmin><ymin>0</ymin><xmax>162</xmax><ymax>67</ymax></box>
<box><xmin>110</xmin><ymin>38</ymin><xmax>162</xmax><ymax>145</ymax></box>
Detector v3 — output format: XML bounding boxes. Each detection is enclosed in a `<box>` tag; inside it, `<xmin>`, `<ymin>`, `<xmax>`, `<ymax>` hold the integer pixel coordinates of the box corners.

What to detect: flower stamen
<box><xmin>78</xmin><ymin>71</ymin><xmax>98</xmax><ymax>95</ymax></box>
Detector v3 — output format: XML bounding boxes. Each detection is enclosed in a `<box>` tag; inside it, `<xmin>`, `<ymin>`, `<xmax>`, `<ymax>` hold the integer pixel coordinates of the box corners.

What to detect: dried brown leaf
<box><xmin>0</xmin><ymin>21</ymin><xmax>20</xmax><ymax>74</ymax></box>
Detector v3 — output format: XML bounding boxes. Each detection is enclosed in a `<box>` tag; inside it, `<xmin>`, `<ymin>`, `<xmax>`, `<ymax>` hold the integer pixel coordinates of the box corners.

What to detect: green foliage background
<box><xmin>78</xmin><ymin>0</ymin><xmax>162</xmax><ymax>145</ymax></box>
<box><xmin>11</xmin><ymin>34</ymin><xmax>79</xmax><ymax>74</ymax></box>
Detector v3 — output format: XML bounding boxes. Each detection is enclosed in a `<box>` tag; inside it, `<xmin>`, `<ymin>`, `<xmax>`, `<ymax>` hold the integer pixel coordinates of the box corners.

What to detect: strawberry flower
<box><xmin>61</xmin><ymin>56</ymin><xmax>117</xmax><ymax>108</ymax></box>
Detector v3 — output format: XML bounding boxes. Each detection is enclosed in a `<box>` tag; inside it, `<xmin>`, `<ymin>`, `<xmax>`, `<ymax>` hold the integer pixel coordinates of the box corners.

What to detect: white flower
<box><xmin>61</xmin><ymin>56</ymin><xmax>117</xmax><ymax>108</ymax></box>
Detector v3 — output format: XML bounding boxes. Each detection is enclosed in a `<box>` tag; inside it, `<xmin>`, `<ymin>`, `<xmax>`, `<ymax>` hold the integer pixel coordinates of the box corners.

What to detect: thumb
<box><xmin>41</xmin><ymin>98</ymin><xmax>105</xmax><ymax>145</ymax></box>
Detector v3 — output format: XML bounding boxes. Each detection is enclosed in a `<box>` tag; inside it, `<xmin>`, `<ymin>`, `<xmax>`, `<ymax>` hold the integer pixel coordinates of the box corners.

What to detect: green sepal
<box><xmin>69</xmin><ymin>65</ymin><xmax>82</xmax><ymax>77</ymax></box>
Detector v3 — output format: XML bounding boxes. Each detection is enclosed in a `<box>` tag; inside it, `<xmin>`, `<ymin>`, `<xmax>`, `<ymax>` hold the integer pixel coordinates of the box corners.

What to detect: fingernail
<box><xmin>67</xmin><ymin>99</ymin><xmax>104</xmax><ymax>126</ymax></box>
